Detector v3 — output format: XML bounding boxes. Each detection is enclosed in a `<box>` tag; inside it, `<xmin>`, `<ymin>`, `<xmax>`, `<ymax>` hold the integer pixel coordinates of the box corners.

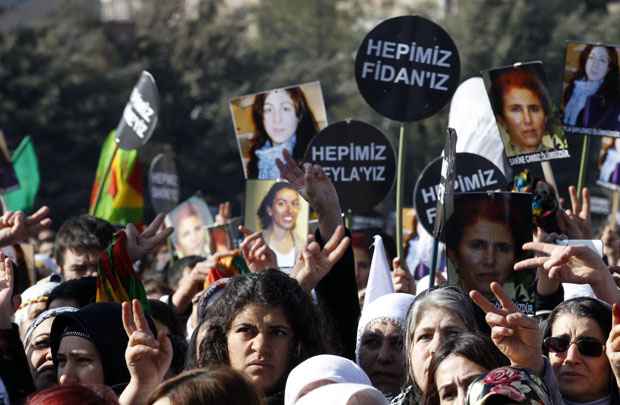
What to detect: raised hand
<box><xmin>0</xmin><ymin>255</ymin><xmax>14</xmax><ymax>329</ymax></box>
<box><xmin>556</xmin><ymin>186</ymin><xmax>592</xmax><ymax>239</ymax></box>
<box><xmin>291</xmin><ymin>225</ymin><xmax>350</xmax><ymax>292</ymax></box>
<box><xmin>470</xmin><ymin>282</ymin><xmax>543</xmax><ymax>375</ymax></box>
<box><xmin>121</xmin><ymin>299</ymin><xmax>172</xmax><ymax>394</ymax></box>
<box><xmin>0</xmin><ymin>206</ymin><xmax>52</xmax><ymax>247</ymax></box>
<box><xmin>239</xmin><ymin>225</ymin><xmax>278</xmax><ymax>273</ymax></box>
<box><xmin>391</xmin><ymin>257</ymin><xmax>415</xmax><ymax>294</ymax></box>
<box><xmin>276</xmin><ymin>149</ymin><xmax>342</xmax><ymax>239</ymax></box>
<box><xmin>606</xmin><ymin>304</ymin><xmax>620</xmax><ymax>387</ymax></box>
<box><xmin>125</xmin><ymin>214</ymin><xmax>173</xmax><ymax>262</ymax></box>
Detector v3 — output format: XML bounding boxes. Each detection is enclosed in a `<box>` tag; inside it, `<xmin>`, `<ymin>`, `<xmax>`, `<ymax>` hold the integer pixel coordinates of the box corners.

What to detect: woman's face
<box><xmin>177</xmin><ymin>215</ymin><xmax>206</xmax><ymax>256</ymax></box>
<box><xmin>586</xmin><ymin>47</ymin><xmax>610</xmax><ymax>82</ymax></box>
<box><xmin>358</xmin><ymin>319</ymin><xmax>405</xmax><ymax>395</ymax></box>
<box><xmin>500</xmin><ymin>87</ymin><xmax>546</xmax><ymax>153</ymax></box>
<box><xmin>410</xmin><ymin>308</ymin><xmax>466</xmax><ymax>392</ymax></box>
<box><xmin>451</xmin><ymin>218</ymin><xmax>515</xmax><ymax>295</ymax></box>
<box><xmin>26</xmin><ymin>317</ymin><xmax>56</xmax><ymax>390</ymax></box>
<box><xmin>56</xmin><ymin>335</ymin><xmax>105</xmax><ymax>386</ymax></box>
<box><xmin>267</xmin><ymin>188</ymin><xmax>300</xmax><ymax>231</ymax></box>
<box><xmin>263</xmin><ymin>90</ymin><xmax>299</xmax><ymax>145</ymax></box>
<box><xmin>227</xmin><ymin>303</ymin><xmax>294</xmax><ymax>394</ymax></box>
<box><xmin>549</xmin><ymin>314</ymin><xmax>610</xmax><ymax>402</ymax></box>
<box><xmin>435</xmin><ymin>354</ymin><xmax>487</xmax><ymax>405</ymax></box>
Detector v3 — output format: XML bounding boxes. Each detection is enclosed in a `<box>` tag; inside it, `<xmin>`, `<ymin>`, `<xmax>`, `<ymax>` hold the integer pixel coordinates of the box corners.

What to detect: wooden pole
<box><xmin>396</xmin><ymin>123</ymin><xmax>406</xmax><ymax>260</ymax></box>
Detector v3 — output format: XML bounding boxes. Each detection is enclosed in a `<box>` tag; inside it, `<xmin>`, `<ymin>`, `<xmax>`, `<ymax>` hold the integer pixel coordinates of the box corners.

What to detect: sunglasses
<box><xmin>543</xmin><ymin>335</ymin><xmax>604</xmax><ymax>357</ymax></box>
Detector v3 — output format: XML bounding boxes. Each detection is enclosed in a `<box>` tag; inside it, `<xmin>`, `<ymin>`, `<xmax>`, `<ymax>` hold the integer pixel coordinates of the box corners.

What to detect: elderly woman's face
<box><xmin>450</xmin><ymin>218</ymin><xmax>515</xmax><ymax>295</ymax></box>
<box><xmin>500</xmin><ymin>87</ymin><xmax>546</xmax><ymax>153</ymax></box>
<box><xmin>56</xmin><ymin>335</ymin><xmax>105</xmax><ymax>386</ymax></box>
<box><xmin>267</xmin><ymin>188</ymin><xmax>300</xmax><ymax>231</ymax></box>
<box><xmin>586</xmin><ymin>47</ymin><xmax>610</xmax><ymax>82</ymax></box>
<box><xmin>410</xmin><ymin>308</ymin><xmax>465</xmax><ymax>393</ymax></box>
<box><xmin>549</xmin><ymin>314</ymin><xmax>610</xmax><ymax>402</ymax></box>
<box><xmin>263</xmin><ymin>90</ymin><xmax>299</xmax><ymax>145</ymax></box>
<box><xmin>358</xmin><ymin>319</ymin><xmax>405</xmax><ymax>395</ymax></box>
<box><xmin>227</xmin><ymin>303</ymin><xmax>294</xmax><ymax>394</ymax></box>
<box><xmin>26</xmin><ymin>317</ymin><xmax>56</xmax><ymax>390</ymax></box>
<box><xmin>177</xmin><ymin>215</ymin><xmax>206</xmax><ymax>256</ymax></box>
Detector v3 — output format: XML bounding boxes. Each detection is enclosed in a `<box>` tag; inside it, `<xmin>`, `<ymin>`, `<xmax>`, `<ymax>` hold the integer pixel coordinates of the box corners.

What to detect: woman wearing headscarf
<box><xmin>295</xmin><ymin>383</ymin><xmax>388</xmax><ymax>405</ymax></box>
<box><xmin>356</xmin><ymin>293</ymin><xmax>415</xmax><ymax>399</ymax></box>
<box><xmin>285</xmin><ymin>355</ymin><xmax>372</xmax><ymax>405</ymax></box>
<box><xmin>465</xmin><ymin>367</ymin><xmax>552</xmax><ymax>405</ymax></box>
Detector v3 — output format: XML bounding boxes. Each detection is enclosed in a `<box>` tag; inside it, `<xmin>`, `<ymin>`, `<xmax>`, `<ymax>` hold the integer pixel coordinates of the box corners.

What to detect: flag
<box><xmin>362</xmin><ymin>235</ymin><xmax>394</xmax><ymax>310</ymax></box>
<box><xmin>89</xmin><ymin>131</ymin><xmax>144</xmax><ymax>225</ymax></box>
<box><xmin>5</xmin><ymin>136</ymin><xmax>39</xmax><ymax>211</ymax></box>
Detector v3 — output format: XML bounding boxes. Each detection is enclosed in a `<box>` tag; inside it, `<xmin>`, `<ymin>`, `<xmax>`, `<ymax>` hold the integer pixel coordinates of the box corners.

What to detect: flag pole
<box><xmin>396</xmin><ymin>123</ymin><xmax>406</xmax><ymax>263</ymax></box>
<box><xmin>90</xmin><ymin>143</ymin><xmax>119</xmax><ymax>216</ymax></box>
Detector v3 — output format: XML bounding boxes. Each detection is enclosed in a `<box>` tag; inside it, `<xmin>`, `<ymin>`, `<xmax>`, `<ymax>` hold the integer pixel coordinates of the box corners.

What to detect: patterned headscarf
<box><xmin>466</xmin><ymin>367</ymin><xmax>552</xmax><ymax>405</ymax></box>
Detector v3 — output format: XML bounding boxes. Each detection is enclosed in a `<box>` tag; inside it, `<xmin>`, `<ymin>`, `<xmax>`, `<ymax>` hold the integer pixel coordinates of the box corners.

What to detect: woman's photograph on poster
<box><xmin>561</xmin><ymin>41</ymin><xmax>620</xmax><ymax>137</ymax></box>
<box><xmin>230</xmin><ymin>82</ymin><xmax>328</xmax><ymax>180</ymax></box>
<box><xmin>484</xmin><ymin>62</ymin><xmax>569</xmax><ymax>165</ymax></box>
<box><xmin>445</xmin><ymin>192</ymin><xmax>534</xmax><ymax>314</ymax></box>
<box><xmin>165</xmin><ymin>196</ymin><xmax>214</xmax><ymax>258</ymax></box>
<box><xmin>244</xmin><ymin>180</ymin><xmax>309</xmax><ymax>273</ymax></box>
<box><xmin>598</xmin><ymin>137</ymin><xmax>620</xmax><ymax>190</ymax></box>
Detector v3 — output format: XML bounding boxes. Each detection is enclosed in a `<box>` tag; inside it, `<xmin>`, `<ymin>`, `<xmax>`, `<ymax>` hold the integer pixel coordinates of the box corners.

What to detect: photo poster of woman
<box><xmin>483</xmin><ymin>62</ymin><xmax>570</xmax><ymax>166</ymax></box>
<box><xmin>561</xmin><ymin>41</ymin><xmax>620</xmax><ymax>137</ymax></box>
<box><xmin>597</xmin><ymin>137</ymin><xmax>620</xmax><ymax>190</ymax></box>
<box><xmin>229</xmin><ymin>81</ymin><xmax>328</xmax><ymax>180</ymax></box>
<box><xmin>206</xmin><ymin>219</ymin><xmax>242</xmax><ymax>254</ymax></box>
<box><xmin>164</xmin><ymin>196</ymin><xmax>214</xmax><ymax>258</ymax></box>
<box><xmin>244</xmin><ymin>179</ymin><xmax>309</xmax><ymax>273</ymax></box>
<box><xmin>444</xmin><ymin>192</ymin><xmax>535</xmax><ymax>315</ymax></box>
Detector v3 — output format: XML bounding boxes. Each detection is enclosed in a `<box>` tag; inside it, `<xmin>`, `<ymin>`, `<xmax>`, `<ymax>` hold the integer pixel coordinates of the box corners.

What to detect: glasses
<box><xmin>543</xmin><ymin>335</ymin><xmax>604</xmax><ymax>357</ymax></box>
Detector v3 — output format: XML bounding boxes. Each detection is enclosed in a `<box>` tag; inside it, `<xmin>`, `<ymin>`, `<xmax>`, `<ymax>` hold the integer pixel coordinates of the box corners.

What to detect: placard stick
<box><xmin>577</xmin><ymin>135</ymin><xmax>590</xmax><ymax>196</ymax></box>
<box><xmin>395</xmin><ymin>123</ymin><xmax>406</xmax><ymax>261</ymax></box>
<box><xmin>540</xmin><ymin>161</ymin><xmax>558</xmax><ymax>195</ymax></box>
<box><xmin>89</xmin><ymin>143</ymin><xmax>119</xmax><ymax>216</ymax></box>
<box><xmin>429</xmin><ymin>237</ymin><xmax>439</xmax><ymax>290</ymax></box>
<box><xmin>610</xmin><ymin>190</ymin><xmax>620</xmax><ymax>226</ymax></box>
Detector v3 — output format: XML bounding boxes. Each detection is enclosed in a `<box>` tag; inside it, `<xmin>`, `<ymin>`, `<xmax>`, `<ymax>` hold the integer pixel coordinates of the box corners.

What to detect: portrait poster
<box><xmin>244</xmin><ymin>180</ymin><xmax>309</xmax><ymax>272</ymax></box>
<box><xmin>207</xmin><ymin>223</ymin><xmax>235</xmax><ymax>254</ymax></box>
<box><xmin>597</xmin><ymin>136</ymin><xmax>620</xmax><ymax>190</ymax></box>
<box><xmin>230</xmin><ymin>82</ymin><xmax>328</xmax><ymax>180</ymax></box>
<box><xmin>483</xmin><ymin>62</ymin><xmax>570</xmax><ymax>166</ymax></box>
<box><xmin>561</xmin><ymin>41</ymin><xmax>620</xmax><ymax>137</ymax></box>
<box><xmin>445</xmin><ymin>192</ymin><xmax>534</xmax><ymax>315</ymax></box>
<box><xmin>164</xmin><ymin>196</ymin><xmax>214</xmax><ymax>258</ymax></box>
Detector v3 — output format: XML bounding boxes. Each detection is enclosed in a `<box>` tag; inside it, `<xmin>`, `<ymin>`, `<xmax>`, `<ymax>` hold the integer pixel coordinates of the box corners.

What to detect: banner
<box><xmin>432</xmin><ymin>128</ymin><xmax>457</xmax><ymax>239</ymax></box>
<box><xmin>89</xmin><ymin>131</ymin><xmax>144</xmax><ymax>225</ymax></box>
<box><xmin>5</xmin><ymin>136</ymin><xmax>39</xmax><ymax>211</ymax></box>
<box><xmin>305</xmin><ymin>120</ymin><xmax>396</xmax><ymax>212</ymax></box>
<box><xmin>355</xmin><ymin>15</ymin><xmax>460</xmax><ymax>122</ymax></box>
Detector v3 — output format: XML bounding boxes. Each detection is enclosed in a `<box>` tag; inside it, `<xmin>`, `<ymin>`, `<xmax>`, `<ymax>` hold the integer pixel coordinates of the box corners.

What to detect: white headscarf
<box><xmin>295</xmin><ymin>383</ymin><xmax>388</xmax><ymax>405</ymax></box>
<box><xmin>355</xmin><ymin>293</ymin><xmax>415</xmax><ymax>364</ymax></box>
<box><xmin>285</xmin><ymin>355</ymin><xmax>372</xmax><ymax>405</ymax></box>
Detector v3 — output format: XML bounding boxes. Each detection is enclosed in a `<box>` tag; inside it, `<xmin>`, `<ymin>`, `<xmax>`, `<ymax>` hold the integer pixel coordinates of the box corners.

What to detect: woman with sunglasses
<box><xmin>543</xmin><ymin>297</ymin><xmax>619</xmax><ymax>404</ymax></box>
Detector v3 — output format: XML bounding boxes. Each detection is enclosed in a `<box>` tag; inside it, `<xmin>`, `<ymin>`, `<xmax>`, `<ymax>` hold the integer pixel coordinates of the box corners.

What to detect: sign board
<box><xmin>116</xmin><ymin>71</ymin><xmax>159</xmax><ymax>150</ymax></box>
<box><xmin>305</xmin><ymin>120</ymin><xmax>396</xmax><ymax>212</ymax></box>
<box><xmin>355</xmin><ymin>15</ymin><xmax>460</xmax><ymax>122</ymax></box>
<box><xmin>148</xmin><ymin>153</ymin><xmax>179</xmax><ymax>214</ymax></box>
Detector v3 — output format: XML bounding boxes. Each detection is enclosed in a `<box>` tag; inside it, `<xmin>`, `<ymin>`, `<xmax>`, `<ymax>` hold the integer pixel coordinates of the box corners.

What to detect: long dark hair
<box><xmin>247</xmin><ymin>87</ymin><xmax>319</xmax><ymax>178</ymax></box>
<box><xmin>423</xmin><ymin>332</ymin><xmax>509</xmax><ymax>405</ymax></box>
<box><xmin>196</xmin><ymin>270</ymin><xmax>329</xmax><ymax>395</ymax></box>
<box><xmin>256</xmin><ymin>182</ymin><xmax>298</xmax><ymax>229</ymax></box>
<box><xmin>564</xmin><ymin>45</ymin><xmax>620</xmax><ymax>107</ymax></box>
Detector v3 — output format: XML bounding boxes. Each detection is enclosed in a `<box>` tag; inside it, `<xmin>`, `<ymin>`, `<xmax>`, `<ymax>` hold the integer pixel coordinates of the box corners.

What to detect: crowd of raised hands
<box><xmin>4</xmin><ymin>154</ymin><xmax>620</xmax><ymax>405</ymax></box>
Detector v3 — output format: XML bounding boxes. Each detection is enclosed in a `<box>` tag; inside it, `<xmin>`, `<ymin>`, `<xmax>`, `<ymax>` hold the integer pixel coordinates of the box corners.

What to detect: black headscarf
<box><xmin>50</xmin><ymin>302</ymin><xmax>155</xmax><ymax>390</ymax></box>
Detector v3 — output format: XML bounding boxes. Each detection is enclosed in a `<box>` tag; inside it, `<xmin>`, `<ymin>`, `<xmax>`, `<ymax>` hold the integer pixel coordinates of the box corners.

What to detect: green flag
<box><xmin>5</xmin><ymin>136</ymin><xmax>39</xmax><ymax>212</ymax></box>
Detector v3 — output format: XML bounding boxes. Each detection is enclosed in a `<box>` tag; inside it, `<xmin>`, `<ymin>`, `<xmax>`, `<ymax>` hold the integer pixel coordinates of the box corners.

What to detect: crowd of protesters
<box><xmin>2</xmin><ymin>151</ymin><xmax>620</xmax><ymax>405</ymax></box>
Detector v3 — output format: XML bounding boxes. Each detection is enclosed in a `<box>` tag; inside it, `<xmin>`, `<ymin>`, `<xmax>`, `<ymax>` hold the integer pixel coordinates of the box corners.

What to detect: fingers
<box><xmin>0</xmin><ymin>257</ymin><xmax>13</xmax><ymax>293</ymax></box>
<box><xmin>522</xmin><ymin>241</ymin><xmax>557</xmax><ymax>256</ymax></box>
<box><xmin>490</xmin><ymin>282</ymin><xmax>519</xmax><ymax>313</ymax></box>
<box><xmin>146</xmin><ymin>227</ymin><xmax>174</xmax><ymax>251</ymax></box>
<box><xmin>132</xmin><ymin>299</ymin><xmax>151</xmax><ymax>334</ymax></box>
<box><xmin>469</xmin><ymin>290</ymin><xmax>500</xmax><ymax>314</ymax></box>
<box><xmin>142</xmin><ymin>214</ymin><xmax>166</xmax><ymax>239</ymax></box>
<box><xmin>238</xmin><ymin>225</ymin><xmax>255</xmax><ymax>237</ymax></box>
<box><xmin>514</xmin><ymin>256</ymin><xmax>548</xmax><ymax>271</ymax></box>
<box><xmin>25</xmin><ymin>206</ymin><xmax>50</xmax><ymax>226</ymax></box>
<box><xmin>323</xmin><ymin>225</ymin><xmax>345</xmax><ymax>252</ymax></box>
<box><xmin>122</xmin><ymin>301</ymin><xmax>136</xmax><ymax>337</ymax></box>
<box><xmin>581</xmin><ymin>187</ymin><xmax>591</xmax><ymax>221</ymax></box>
<box><xmin>392</xmin><ymin>257</ymin><xmax>401</xmax><ymax>271</ymax></box>
<box><xmin>326</xmin><ymin>236</ymin><xmax>350</xmax><ymax>264</ymax></box>
<box><xmin>569</xmin><ymin>185</ymin><xmax>580</xmax><ymax>216</ymax></box>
